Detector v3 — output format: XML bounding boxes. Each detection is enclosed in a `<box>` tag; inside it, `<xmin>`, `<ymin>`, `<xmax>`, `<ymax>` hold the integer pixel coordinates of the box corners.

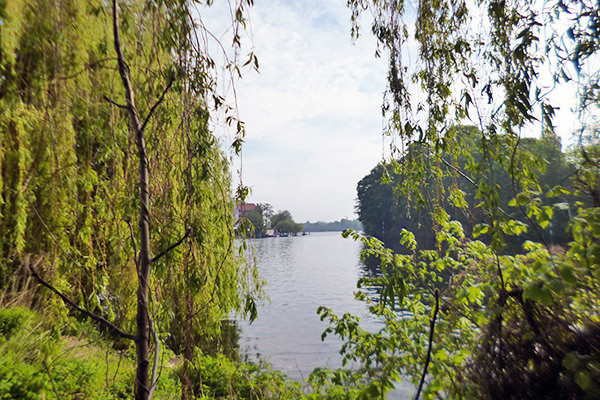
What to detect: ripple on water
<box><xmin>235</xmin><ymin>232</ymin><xmax>413</xmax><ymax>398</ymax></box>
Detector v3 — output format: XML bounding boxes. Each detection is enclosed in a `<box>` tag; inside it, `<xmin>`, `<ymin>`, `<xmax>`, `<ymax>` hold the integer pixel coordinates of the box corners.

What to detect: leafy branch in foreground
<box><xmin>317</xmin><ymin>0</ymin><xmax>600</xmax><ymax>398</ymax></box>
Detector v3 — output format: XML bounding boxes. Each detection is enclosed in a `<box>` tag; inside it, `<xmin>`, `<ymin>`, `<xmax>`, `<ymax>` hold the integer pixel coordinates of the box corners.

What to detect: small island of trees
<box><xmin>239</xmin><ymin>203</ymin><xmax>304</xmax><ymax>237</ymax></box>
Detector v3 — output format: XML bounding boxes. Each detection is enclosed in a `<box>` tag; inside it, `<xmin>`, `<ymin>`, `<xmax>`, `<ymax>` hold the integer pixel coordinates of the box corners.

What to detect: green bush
<box><xmin>0</xmin><ymin>307</ymin><xmax>32</xmax><ymax>340</ymax></box>
<box><xmin>0</xmin><ymin>306</ymin><xmax>322</xmax><ymax>400</ymax></box>
<box><xmin>0</xmin><ymin>357</ymin><xmax>48</xmax><ymax>400</ymax></box>
<box><xmin>182</xmin><ymin>354</ymin><xmax>305</xmax><ymax>399</ymax></box>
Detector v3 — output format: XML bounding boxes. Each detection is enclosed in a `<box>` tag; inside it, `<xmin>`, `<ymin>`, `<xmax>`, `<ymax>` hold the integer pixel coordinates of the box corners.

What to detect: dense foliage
<box><xmin>317</xmin><ymin>0</ymin><xmax>600</xmax><ymax>399</ymax></box>
<box><xmin>356</xmin><ymin>127</ymin><xmax>575</xmax><ymax>251</ymax></box>
<box><xmin>0</xmin><ymin>307</ymin><xmax>314</xmax><ymax>400</ymax></box>
<box><xmin>0</xmin><ymin>305</ymin><xmax>388</xmax><ymax>400</ymax></box>
<box><xmin>0</xmin><ymin>0</ymin><xmax>260</xmax><ymax>397</ymax></box>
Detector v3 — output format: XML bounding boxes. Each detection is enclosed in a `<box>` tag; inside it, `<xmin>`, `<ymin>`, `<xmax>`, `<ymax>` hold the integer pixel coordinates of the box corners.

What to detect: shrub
<box><xmin>0</xmin><ymin>307</ymin><xmax>32</xmax><ymax>340</ymax></box>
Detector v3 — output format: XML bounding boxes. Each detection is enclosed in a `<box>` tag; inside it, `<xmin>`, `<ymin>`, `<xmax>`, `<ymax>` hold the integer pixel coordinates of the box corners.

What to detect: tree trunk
<box><xmin>112</xmin><ymin>2</ymin><xmax>151</xmax><ymax>399</ymax></box>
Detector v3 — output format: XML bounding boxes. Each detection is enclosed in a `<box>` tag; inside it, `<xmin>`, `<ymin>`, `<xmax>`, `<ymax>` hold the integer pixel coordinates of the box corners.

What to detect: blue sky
<box><xmin>203</xmin><ymin>0</ymin><xmax>388</xmax><ymax>223</ymax></box>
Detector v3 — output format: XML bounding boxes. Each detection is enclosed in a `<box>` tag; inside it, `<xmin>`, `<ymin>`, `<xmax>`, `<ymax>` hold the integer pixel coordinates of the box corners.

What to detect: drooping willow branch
<box><xmin>125</xmin><ymin>218</ymin><xmax>140</xmax><ymax>269</ymax></box>
<box><xmin>414</xmin><ymin>289</ymin><xmax>440</xmax><ymax>400</ymax></box>
<box><xmin>148</xmin><ymin>318</ymin><xmax>160</xmax><ymax>400</ymax></box>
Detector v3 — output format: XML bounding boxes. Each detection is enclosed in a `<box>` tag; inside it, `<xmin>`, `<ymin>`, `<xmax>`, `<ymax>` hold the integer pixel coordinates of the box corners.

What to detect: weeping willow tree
<box><xmin>0</xmin><ymin>0</ymin><xmax>259</xmax><ymax>398</ymax></box>
<box><xmin>318</xmin><ymin>0</ymin><xmax>600</xmax><ymax>399</ymax></box>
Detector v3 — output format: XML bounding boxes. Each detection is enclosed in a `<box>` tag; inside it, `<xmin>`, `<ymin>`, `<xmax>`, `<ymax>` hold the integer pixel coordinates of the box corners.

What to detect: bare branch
<box><xmin>435</xmin><ymin>154</ymin><xmax>476</xmax><ymax>187</ymax></box>
<box><xmin>112</xmin><ymin>0</ymin><xmax>142</xmax><ymax>131</ymax></box>
<box><xmin>425</xmin><ymin>143</ymin><xmax>476</xmax><ymax>187</ymax></box>
<box><xmin>148</xmin><ymin>318</ymin><xmax>160</xmax><ymax>400</ymax></box>
<box><xmin>140</xmin><ymin>74</ymin><xmax>175</xmax><ymax>133</ymax></box>
<box><xmin>29</xmin><ymin>268</ymin><xmax>135</xmax><ymax>341</ymax></box>
<box><xmin>104</xmin><ymin>95</ymin><xmax>129</xmax><ymax>110</ymax></box>
<box><xmin>125</xmin><ymin>218</ymin><xmax>140</xmax><ymax>270</ymax></box>
<box><xmin>414</xmin><ymin>289</ymin><xmax>440</xmax><ymax>400</ymax></box>
<box><xmin>151</xmin><ymin>227</ymin><xmax>192</xmax><ymax>263</ymax></box>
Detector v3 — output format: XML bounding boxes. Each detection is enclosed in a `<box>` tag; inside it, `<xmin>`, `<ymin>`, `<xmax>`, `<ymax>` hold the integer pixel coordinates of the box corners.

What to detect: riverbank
<box><xmin>0</xmin><ymin>306</ymin><xmax>381</xmax><ymax>399</ymax></box>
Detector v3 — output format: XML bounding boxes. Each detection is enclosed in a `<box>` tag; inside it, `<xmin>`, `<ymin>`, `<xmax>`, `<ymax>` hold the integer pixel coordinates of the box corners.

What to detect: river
<box><xmin>235</xmin><ymin>231</ymin><xmax>412</xmax><ymax>398</ymax></box>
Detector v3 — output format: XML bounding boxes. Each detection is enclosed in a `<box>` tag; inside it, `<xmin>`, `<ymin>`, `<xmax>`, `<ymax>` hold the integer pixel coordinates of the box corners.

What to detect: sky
<box><xmin>202</xmin><ymin>0</ymin><xmax>388</xmax><ymax>223</ymax></box>
<box><xmin>200</xmin><ymin>0</ymin><xmax>584</xmax><ymax>224</ymax></box>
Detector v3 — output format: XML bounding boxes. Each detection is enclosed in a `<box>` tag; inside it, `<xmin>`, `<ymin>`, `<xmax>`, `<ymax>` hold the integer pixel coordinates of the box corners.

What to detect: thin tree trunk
<box><xmin>112</xmin><ymin>2</ymin><xmax>151</xmax><ymax>399</ymax></box>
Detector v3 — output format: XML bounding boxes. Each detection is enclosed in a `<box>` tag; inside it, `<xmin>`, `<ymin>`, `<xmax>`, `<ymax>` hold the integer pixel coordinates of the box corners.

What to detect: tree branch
<box><xmin>148</xmin><ymin>318</ymin><xmax>160</xmax><ymax>400</ymax></box>
<box><xmin>125</xmin><ymin>218</ymin><xmax>140</xmax><ymax>270</ymax></box>
<box><xmin>113</xmin><ymin>1</ymin><xmax>153</xmax><ymax>398</ymax></box>
<box><xmin>140</xmin><ymin>74</ymin><xmax>175</xmax><ymax>133</ymax></box>
<box><xmin>427</xmin><ymin>145</ymin><xmax>476</xmax><ymax>187</ymax></box>
<box><xmin>103</xmin><ymin>95</ymin><xmax>129</xmax><ymax>110</ymax></box>
<box><xmin>151</xmin><ymin>227</ymin><xmax>192</xmax><ymax>263</ymax></box>
<box><xmin>414</xmin><ymin>289</ymin><xmax>440</xmax><ymax>400</ymax></box>
<box><xmin>29</xmin><ymin>268</ymin><xmax>135</xmax><ymax>341</ymax></box>
<box><xmin>112</xmin><ymin>0</ymin><xmax>142</xmax><ymax>130</ymax></box>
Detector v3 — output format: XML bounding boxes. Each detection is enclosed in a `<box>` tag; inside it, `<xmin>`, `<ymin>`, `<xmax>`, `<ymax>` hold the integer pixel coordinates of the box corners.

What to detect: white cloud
<box><xmin>225</xmin><ymin>0</ymin><xmax>387</xmax><ymax>222</ymax></box>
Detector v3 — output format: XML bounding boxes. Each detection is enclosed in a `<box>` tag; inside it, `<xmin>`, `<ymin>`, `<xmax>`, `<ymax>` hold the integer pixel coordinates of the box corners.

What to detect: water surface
<box><xmin>237</xmin><ymin>232</ymin><xmax>412</xmax><ymax>398</ymax></box>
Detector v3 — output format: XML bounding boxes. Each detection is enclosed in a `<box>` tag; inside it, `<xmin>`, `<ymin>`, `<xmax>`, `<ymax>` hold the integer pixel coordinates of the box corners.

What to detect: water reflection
<box><xmin>235</xmin><ymin>233</ymin><xmax>373</xmax><ymax>378</ymax></box>
<box><xmin>200</xmin><ymin>319</ymin><xmax>241</xmax><ymax>361</ymax></box>
<box><xmin>230</xmin><ymin>232</ymin><xmax>413</xmax><ymax>398</ymax></box>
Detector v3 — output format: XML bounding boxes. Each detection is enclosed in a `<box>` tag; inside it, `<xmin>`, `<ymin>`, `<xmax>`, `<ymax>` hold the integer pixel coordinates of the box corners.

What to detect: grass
<box><xmin>0</xmin><ymin>306</ymin><xmax>350</xmax><ymax>399</ymax></box>
<box><xmin>0</xmin><ymin>306</ymin><xmax>176</xmax><ymax>400</ymax></box>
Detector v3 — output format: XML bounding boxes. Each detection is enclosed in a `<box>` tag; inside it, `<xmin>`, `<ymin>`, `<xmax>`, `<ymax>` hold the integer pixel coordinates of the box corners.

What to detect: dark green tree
<box><xmin>355</xmin><ymin>163</ymin><xmax>404</xmax><ymax>247</ymax></box>
<box><xmin>356</xmin><ymin>129</ymin><xmax>576</xmax><ymax>252</ymax></box>
<box><xmin>245</xmin><ymin>208</ymin><xmax>266</xmax><ymax>237</ymax></box>
<box><xmin>270</xmin><ymin>210</ymin><xmax>293</xmax><ymax>228</ymax></box>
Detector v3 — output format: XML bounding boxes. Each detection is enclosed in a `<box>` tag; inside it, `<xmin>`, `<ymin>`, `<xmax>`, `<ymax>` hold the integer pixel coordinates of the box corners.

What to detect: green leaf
<box><xmin>575</xmin><ymin>370</ymin><xmax>592</xmax><ymax>391</ymax></box>
<box><xmin>467</xmin><ymin>285</ymin><xmax>481</xmax><ymax>302</ymax></box>
<box><xmin>435</xmin><ymin>349</ymin><xmax>448</xmax><ymax>362</ymax></box>
<box><xmin>473</xmin><ymin>224</ymin><xmax>489</xmax><ymax>238</ymax></box>
<box><xmin>559</xmin><ymin>265</ymin><xmax>578</xmax><ymax>285</ymax></box>
<box><xmin>562</xmin><ymin>352</ymin><xmax>580</xmax><ymax>371</ymax></box>
<box><xmin>516</xmin><ymin>192</ymin><xmax>531</xmax><ymax>206</ymax></box>
<box><xmin>501</xmin><ymin>220</ymin><xmax>528</xmax><ymax>236</ymax></box>
<box><xmin>547</xmin><ymin>185</ymin><xmax>571</xmax><ymax>198</ymax></box>
<box><xmin>523</xmin><ymin>283</ymin><xmax>553</xmax><ymax>306</ymax></box>
<box><xmin>538</xmin><ymin>213</ymin><xmax>550</xmax><ymax>229</ymax></box>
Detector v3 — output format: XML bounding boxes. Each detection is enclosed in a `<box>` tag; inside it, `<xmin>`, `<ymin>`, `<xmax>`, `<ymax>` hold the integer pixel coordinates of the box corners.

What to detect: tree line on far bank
<box><xmin>241</xmin><ymin>203</ymin><xmax>363</xmax><ymax>237</ymax></box>
<box><xmin>356</xmin><ymin>126</ymin><xmax>576</xmax><ymax>253</ymax></box>
<box><xmin>302</xmin><ymin>219</ymin><xmax>362</xmax><ymax>232</ymax></box>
